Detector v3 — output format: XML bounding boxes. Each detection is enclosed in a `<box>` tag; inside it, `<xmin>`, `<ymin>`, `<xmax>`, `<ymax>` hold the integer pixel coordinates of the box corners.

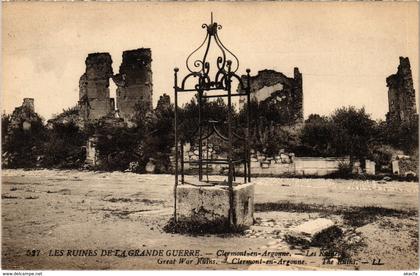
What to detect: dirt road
<box><xmin>2</xmin><ymin>169</ymin><xmax>418</xmax><ymax>270</ymax></box>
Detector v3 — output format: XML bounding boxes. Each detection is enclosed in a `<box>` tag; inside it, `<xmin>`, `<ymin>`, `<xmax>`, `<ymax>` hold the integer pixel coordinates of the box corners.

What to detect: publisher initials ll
<box><xmin>372</xmin><ymin>259</ymin><xmax>384</xmax><ymax>265</ymax></box>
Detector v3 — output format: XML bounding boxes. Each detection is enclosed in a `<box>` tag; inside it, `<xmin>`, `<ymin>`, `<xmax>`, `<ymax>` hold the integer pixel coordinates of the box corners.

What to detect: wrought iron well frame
<box><xmin>173</xmin><ymin>15</ymin><xmax>252</xmax><ymax>227</ymax></box>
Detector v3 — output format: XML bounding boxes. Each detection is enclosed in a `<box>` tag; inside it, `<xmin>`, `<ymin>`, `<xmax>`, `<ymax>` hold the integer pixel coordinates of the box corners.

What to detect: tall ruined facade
<box><xmin>113</xmin><ymin>48</ymin><xmax>153</xmax><ymax>122</ymax></box>
<box><xmin>78</xmin><ymin>53</ymin><xmax>115</xmax><ymax>121</ymax></box>
<box><xmin>78</xmin><ymin>49</ymin><xmax>153</xmax><ymax>124</ymax></box>
<box><xmin>386</xmin><ymin>57</ymin><xmax>417</xmax><ymax>125</ymax></box>
<box><xmin>239</xmin><ymin>68</ymin><xmax>303</xmax><ymax>125</ymax></box>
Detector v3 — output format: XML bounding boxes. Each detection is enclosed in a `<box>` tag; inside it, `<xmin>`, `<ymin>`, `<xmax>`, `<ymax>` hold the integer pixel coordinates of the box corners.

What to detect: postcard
<box><xmin>2</xmin><ymin>2</ymin><xmax>419</xmax><ymax>273</ymax></box>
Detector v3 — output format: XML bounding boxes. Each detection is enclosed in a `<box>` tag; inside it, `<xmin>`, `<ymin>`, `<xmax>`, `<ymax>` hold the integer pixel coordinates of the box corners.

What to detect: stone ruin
<box><xmin>79</xmin><ymin>53</ymin><xmax>115</xmax><ymax>121</ymax></box>
<box><xmin>239</xmin><ymin>68</ymin><xmax>303</xmax><ymax>125</ymax></box>
<box><xmin>114</xmin><ymin>49</ymin><xmax>153</xmax><ymax>122</ymax></box>
<box><xmin>2</xmin><ymin>98</ymin><xmax>44</xmax><ymax>167</ymax></box>
<box><xmin>78</xmin><ymin>48</ymin><xmax>153</xmax><ymax>125</ymax></box>
<box><xmin>386</xmin><ymin>56</ymin><xmax>418</xmax><ymax>125</ymax></box>
<box><xmin>392</xmin><ymin>155</ymin><xmax>418</xmax><ymax>177</ymax></box>
<box><xmin>155</xmin><ymin>94</ymin><xmax>171</xmax><ymax>112</ymax></box>
<box><xmin>8</xmin><ymin>98</ymin><xmax>38</xmax><ymax>131</ymax></box>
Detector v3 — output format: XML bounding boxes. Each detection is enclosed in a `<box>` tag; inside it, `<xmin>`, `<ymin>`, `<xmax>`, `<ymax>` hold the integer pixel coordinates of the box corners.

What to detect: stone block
<box><xmin>22</xmin><ymin>121</ymin><xmax>31</xmax><ymax>131</ymax></box>
<box><xmin>280</xmin><ymin>153</ymin><xmax>288</xmax><ymax>159</ymax></box>
<box><xmin>352</xmin><ymin>161</ymin><xmax>362</xmax><ymax>174</ymax></box>
<box><xmin>365</xmin><ymin>160</ymin><xmax>376</xmax><ymax>175</ymax></box>
<box><xmin>392</xmin><ymin>160</ymin><xmax>400</xmax><ymax>175</ymax></box>
<box><xmin>145</xmin><ymin>160</ymin><xmax>156</xmax><ymax>173</ymax></box>
<box><xmin>285</xmin><ymin>218</ymin><xmax>341</xmax><ymax>246</ymax></box>
<box><xmin>176</xmin><ymin>183</ymin><xmax>254</xmax><ymax>228</ymax></box>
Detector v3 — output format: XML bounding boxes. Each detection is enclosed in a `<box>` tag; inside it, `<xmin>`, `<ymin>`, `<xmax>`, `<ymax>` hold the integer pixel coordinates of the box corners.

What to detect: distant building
<box><xmin>386</xmin><ymin>57</ymin><xmax>417</xmax><ymax>125</ymax></box>
<box><xmin>238</xmin><ymin>68</ymin><xmax>303</xmax><ymax>125</ymax></box>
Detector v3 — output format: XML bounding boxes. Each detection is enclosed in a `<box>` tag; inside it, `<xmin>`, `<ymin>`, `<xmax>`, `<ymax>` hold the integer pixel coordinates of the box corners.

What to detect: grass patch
<box><xmin>255</xmin><ymin>202</ymin><xmax>326</xmax><ymax>213</ymax></box>
<box><xmin>24</xmin><ymin>196</ymin><xmax>39</xmax><ymax>200</ymax></box>
<box><xmin>104</xmin><ymin>197</ymin><xmax>132</xmax><ymax>203</ymax></box>
<box><xmin>103</xmin><ymin>197</ymin><xmax>165</xmax><ymax>205</ymax></box>
<box><xmin>319</xmin><ymin>233</ymin><xmax>365</xmax><ymax>263</ymax></box>
<box><xmin>163</xmin><ymin>217</ymin><xmax>247</xmax><ymax>236</ymax></box>
<box><xmin>99</xmin><ymin>208</ymin><xmax>152</xmax><ymax>219</ymax></box>
<box><xmin>341</xmin><ymin>206</ymin><xmax>414</xmax><ymax>227</ymax></box>
<box><xmin>255</xmin><ymin>201</ymin><xmax>417</xmax><ymax>227</ymax></box>
<box><xmin>1</xmin><ymin>194</ymin><xmax>19</xmax><ymax>199</ymax></box>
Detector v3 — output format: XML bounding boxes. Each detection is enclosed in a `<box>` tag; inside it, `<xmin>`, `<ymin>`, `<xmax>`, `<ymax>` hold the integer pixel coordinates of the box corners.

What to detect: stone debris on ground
<box><xmin>243</xmin><ymin>215</ymin><xmax>322</xmax><ymax>241</ymax></box>
<box><xmin>285</xmin><ymin>218</ymin><xmax>339</xmax><ymax>246</ymax></box>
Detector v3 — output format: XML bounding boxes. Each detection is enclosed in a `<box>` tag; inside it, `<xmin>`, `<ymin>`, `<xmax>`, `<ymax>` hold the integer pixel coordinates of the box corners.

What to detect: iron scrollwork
<box><xmin>183</xmin><ymin>17</ymin><xmax>241</xmax><ymax>90</ymax></box>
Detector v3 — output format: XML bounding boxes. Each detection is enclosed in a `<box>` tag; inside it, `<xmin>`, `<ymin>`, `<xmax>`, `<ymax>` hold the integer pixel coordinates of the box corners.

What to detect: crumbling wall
<box><xmin>239</xmin><ymin>68</ymin><xmax>303</xmax><ymax>125</ymax></box>
<box><xmin>21</xmin><ymin>98</ymin><xmax>34</xmax><ymax>112</ymax></box>
<box><xmin>392</xmin><ymin>156</ymin><xmax>418</xmax><ymax>177</ymax></box>
<box><xmin>3</xmin><ymin>98</ymin><xmax>45</xmax><ymax>168</ymax></box>
<box><xmin>156</xmin><ymin>94</ymin><xmax>171</xmax><ymax>112</ymax></box>
<box><xmin>113</xmin><ymin>48</ymin><xmax>153</xmax><ymax>122</ymax></box>
<box><xmin>76</xmin><ymin>49</ymin><xmax>154</xmax><ymax>124</ymax></box>
<box><xmin>8</xmin><ymin>98</ymin><xmax>38</xmax><ymax>131</ymax></box>
<box><xmin>46</xmin><ymin>106</ymin><xmax>85</xmax><ymax>130</ymax></box>
<box><xmin>386</xmin><ymin>57</ymin><xmax>417</xmax><ymax>125</ymax></box>
<box><xmin>78</xmin><ymin>53</ymin><xmax>114</xmax><ymax>121</ymax></box>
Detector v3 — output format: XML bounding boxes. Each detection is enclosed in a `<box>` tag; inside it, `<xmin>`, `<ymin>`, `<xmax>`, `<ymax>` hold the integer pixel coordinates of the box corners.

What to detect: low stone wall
<box><xmin>247</xmin><ymin>161</ymin><xmax>294</xmax><ymax>176</ymax></box>
<box><xmin>170</xmin><ymin>144</ymin><xmax>380</xmax><ymax>177</ymax></box>
<box><xmin>177</xmin><ymin>145</ymin><xmax>353</xmax><ymax>176</ymax></box>
<box><xmin>294</xmin><ymin>157</ymin><xmax>350</xmax><ymax>176</ymax></box>
<box><xmin>238</xmin><ymin>152</ymin><xmax>295</xmax><ymax>176</ymax></box>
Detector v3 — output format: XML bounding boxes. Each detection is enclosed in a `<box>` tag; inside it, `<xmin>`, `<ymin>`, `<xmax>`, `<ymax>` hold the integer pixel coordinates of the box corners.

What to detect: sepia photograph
<box><xmin>1</xmin><ymin>2</ymin><xmax>419</xmax><ymax>273</ymax></box>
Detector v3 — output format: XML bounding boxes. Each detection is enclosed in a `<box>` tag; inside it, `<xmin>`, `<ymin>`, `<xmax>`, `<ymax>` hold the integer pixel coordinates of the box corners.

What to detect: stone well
<box><xmin>176</xmin><ymin>182</ymin><xmax>254</xmax><ymax>228</ymax></box>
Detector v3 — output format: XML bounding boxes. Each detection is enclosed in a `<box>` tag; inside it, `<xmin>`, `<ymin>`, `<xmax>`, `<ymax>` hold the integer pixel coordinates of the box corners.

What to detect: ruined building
<box><xmin>78</xmin><ymin>48</ymin><xmax>153</xmax><ymax>124</ymax></box>
<box><xmin>155</xmin><ymin>94</ymin><xmax>171</xmax><ymax>112</ymax></box>
<box><xmin>78</xmin><ymin>53</ymin><xmax>115</xmax><ymax>121</ymax></box>
<box><xmin>113</xmin><ymin>48</ymin><xmax>153</xmax><ymax>122</ymax></box>
<box><xmin>8</xmin><ymin>98</ymin><xmax>39</xmax><ymax>131</ymax></box>
<box><xmin>386</xmin><ymin>57</ymin><xmax>417</xmax><ymax>125</ymax></box>
<box><xmin>239</xmin><ymin>68</ymin><xmax>303</xmax><ymax>125</ymax></box>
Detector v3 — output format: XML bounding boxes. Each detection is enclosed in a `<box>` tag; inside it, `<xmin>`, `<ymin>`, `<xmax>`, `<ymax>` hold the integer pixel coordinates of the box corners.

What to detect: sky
<box><xmin>2</xmin><ymin>2</ymin><xmax>419</xmax><ymax>120</ymax></box>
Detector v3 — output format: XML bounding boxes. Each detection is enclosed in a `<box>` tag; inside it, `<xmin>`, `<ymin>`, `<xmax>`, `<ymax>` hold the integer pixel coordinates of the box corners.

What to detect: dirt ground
<box><xmin>1</xmin><ymin>169</ymin><xmax>418</xmax><ymax>270</ymax></box>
